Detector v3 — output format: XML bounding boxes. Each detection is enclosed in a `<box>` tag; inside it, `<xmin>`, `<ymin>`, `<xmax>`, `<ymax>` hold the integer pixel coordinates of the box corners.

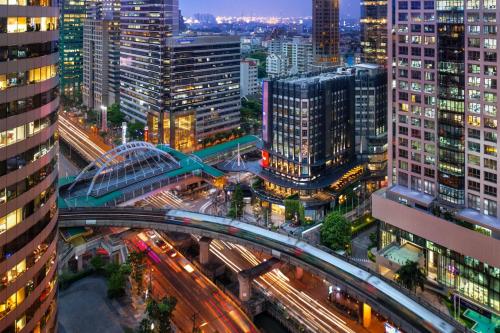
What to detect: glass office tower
<box><xmin>360</xmin><ymin>0</ymin><xmax>388</xmax><ymax>66</ymax></box>
<box><xmin>0</xmin><ymin>0</ymin><xmax>59</xmax><ymax>331</ymax></box>
<box><xmin>119</xmin><ymin>0</ymin><xmax>179</xmax><ymax>132</ymax></box>
<box><xmin>60</xmin><ymin>0</ymin><xmax>86</xmax><ymax>97</ymax></box>
<box><xmin>373</xmin><ymin>0</ymin><xmax>499</xmax><ymax>314</ymax></box>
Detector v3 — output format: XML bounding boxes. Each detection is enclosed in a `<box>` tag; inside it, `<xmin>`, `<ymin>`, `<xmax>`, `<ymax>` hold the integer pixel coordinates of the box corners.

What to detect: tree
<box><xmin>395</xmin><ymin>260</ymin><xmax>426</xmax><ymax>292</ymax></box>
<box><xmin>320</xmin><ymin>212</ymin><xmax>352</xmax><ymax>252</ymax></box>
<box><xmin>146</xmin><ymin>296</ymin><xmax>177</xmax><ymax>333</ymax></box>
<box><xmin>107</xmin><ymin>271</ymin><xmax>127</xmax><ymax>298</ymax></box>
<box><xmin>248</xmin><ymin>51</ymin><xmax>267</xmax><ymax>78</ymax></box>
<box><xmin>241</xmin><ymin>98</ymin><xmax>262</xmax><ymax>134</ymax></box>
<box><xmin>494</xmin><ymin>326</ymin><xmax>500</xmax><ymax>333</ymax></box>
<box><xmin>108</xmin><ymin>103</ymin><xmax>125</xmax><ymax>126</ymax></box>
<box><xmin>128</xmin><ymin>122</ymin><xmax>145</xmax><ymax>141</ymax></box>
<box><xmin>284</xmin><ymin>199</ymin><xmax>305</xmax><ymax>225</ymax></box>
<box><xmin>228</xmin><ymin>184</ymin><xmax>244</xmax><ymax>219</ymax></box>
<box><xmin>136</xmin><ymin>318</ymin><xmax>154</xmax><ymax>333</ymax></box>
<box><xmin>128</xmin><ymin>251</ymin><xmax>146</xmax><ymax>295</ymax></box>
<box><xmin>105</xmin><ymin>262</ymin><xmax>131</xmax><ymax>298</ymax></box>
<box><xmin>90</xmin><ymin>255</ymin><xmax>106</xmax><ymax>272</ymax></box>
<box><xmin>104</xmin><ymin>262</ymin><xmax>121</xmax><ymax>278</ymax></box>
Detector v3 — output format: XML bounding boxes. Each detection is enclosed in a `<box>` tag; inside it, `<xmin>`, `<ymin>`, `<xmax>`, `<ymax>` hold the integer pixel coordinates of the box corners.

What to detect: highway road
<box><xmin>209</xmin><ymin>239</ymin><xmax>386</xmax><ymax>333</ymax></box>
<box><xmin>138</xmin><ymin>192</ymin><xmax>383</xmax><ymax>333</ymax></box>
<box><xmin>125</xmin><ymin>231</ymin><xmax>258</xmax><ymax>333</ymax></box>
<box><xmin>59</xmin><ymin>113</ymin><xmax>111</xmax><ymax>162</ymax></box>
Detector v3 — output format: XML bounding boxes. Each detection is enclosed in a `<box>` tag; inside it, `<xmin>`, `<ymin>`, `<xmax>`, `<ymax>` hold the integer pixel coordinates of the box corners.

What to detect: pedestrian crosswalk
<box><xmin>352</xmin><ymin>257</ymin><xmax>371</xmax><ymax>264</ymax></box>
<box><xmin>137</xmin><ymin>191</ymin><xmax>186</xmax><ymax>209</ymax></box>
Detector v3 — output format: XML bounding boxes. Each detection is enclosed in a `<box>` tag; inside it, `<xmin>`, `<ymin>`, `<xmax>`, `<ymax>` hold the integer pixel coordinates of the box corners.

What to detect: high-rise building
<box><xmin>147</xmin><ymin>35</ymin><xmax>241</xmax><ymax>152</ymax></box>
<box><xmin>0</xmin><ymin>0</ymin><xmax>59</xmax><ymax>331</ymax></box>
<box><xmin>354</xmin><ymin>64</ymin><xmax>388</xmax><ymax>177</ymax></box>
<box><xmin>119</xmin><ymin>0</ymin><xmax>179</xmax><ymax>123</ymax></box>
<box><xmin>241</xmin><ymin>59</ymin><xmax>259</xmax><ymax>97</ymax></box>
<box><xmin>312</xmin><ymin>0</ymin><xmax>340</xmax><ymax>65</ymax></box>
<box><xmin>258</xmin><ymin>72</ymin><xmax>356</xmax><ymax>220</ymax></box>
<box><xmin>283</xmin><ymin>37</ymin><xmax>314</xmax><ymax>74</ymax></box>
<box><xmin>373</xmin><ymin>0</ymin><xmax>500</xmax><ymax>314</ymax></box>
<box><xmin>360</xmin><ymin>0</ymin><xmax>388</xmax><ymax>66</ymax></box>
<box><xmin>60</xmin><ymin>0</ymin><xmax>86</xmax><ymax>96</ymax></box>
<box><xmin>83</xmin><ymin>0</ymin><xmax>120</xmax><ymax>110</ymax></box>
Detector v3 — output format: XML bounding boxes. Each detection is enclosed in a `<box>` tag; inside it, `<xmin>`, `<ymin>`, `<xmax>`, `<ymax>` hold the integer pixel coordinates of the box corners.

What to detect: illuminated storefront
<box><xmin>380</xmin><ymin>222</ymin><xmax>499</xmax><ymax>313</ymax></box>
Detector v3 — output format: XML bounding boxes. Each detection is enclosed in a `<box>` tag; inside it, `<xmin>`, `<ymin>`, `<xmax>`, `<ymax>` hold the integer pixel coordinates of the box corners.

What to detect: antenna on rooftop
<box><xmin>223</xmin><ymin>143</ymin><xmax>247</xmax><ymax>171</ymax></box>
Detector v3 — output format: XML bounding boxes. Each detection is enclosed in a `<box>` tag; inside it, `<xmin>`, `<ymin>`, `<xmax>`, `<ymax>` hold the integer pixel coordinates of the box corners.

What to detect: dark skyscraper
<box><xmin>312</xmin><ymin>0</ymin><xmax>340</xmax><ymax>65</ymax></box>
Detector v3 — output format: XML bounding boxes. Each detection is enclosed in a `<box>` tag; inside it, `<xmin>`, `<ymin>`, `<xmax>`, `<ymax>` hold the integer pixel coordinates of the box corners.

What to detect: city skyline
<box><xmin>181</xmin><ymin>0</ymin><xmax>359</xmax><ymax>18</ymax></box>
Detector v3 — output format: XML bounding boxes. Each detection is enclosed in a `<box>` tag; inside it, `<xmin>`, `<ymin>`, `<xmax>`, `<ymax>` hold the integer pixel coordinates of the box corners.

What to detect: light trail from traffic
<box><xmin>126</xmin><ymin>232</ymin><xmax>258</xmax><ymax>333</ymax></box>
<box><xmin>209</xmin><ymin>240</ymin><xmax>361</xmax><ymax>333</ymax></box>
<box><xmin>59</xmin><ymin>114</ymin><xmax>110</xmax><ymax>162</ymax></box>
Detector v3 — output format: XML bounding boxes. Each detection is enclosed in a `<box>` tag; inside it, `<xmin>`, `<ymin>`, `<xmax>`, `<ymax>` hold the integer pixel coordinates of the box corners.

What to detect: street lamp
<box><xmin>100</xmin><ymin>105</ymin><xmax>108</xmax><ymax>132</ymax></box>
<box><xmin>121</xmin><ymin>122</ymin><xmax>127</xmax><ymax>145</ymax></box>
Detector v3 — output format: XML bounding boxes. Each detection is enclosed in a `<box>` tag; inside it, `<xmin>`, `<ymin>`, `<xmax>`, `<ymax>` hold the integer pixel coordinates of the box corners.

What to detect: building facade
<box><xmin>241</xmin><ymin>59</ymin><xmax>259</xmax><ymax>97</ymax></box>
<box><xmin>266</xmin><ymin>53</ymin><xmax>288</xmax><ymax>78</ymax></box>
<box><xmin>266</xmin><ymin>37</ymin><xmax>314</xmax><ymax>78</ymax></box>
<box><xmin>0</xmin><ymin>0</ymin><xmax>59</xmax><ymax>331</ymax></box>
<box><xmin>312</xmin><ymin>0</ymin><xmax>340</xmax><ymax>65</ymax></box>
<box><xmin>360</xmin><ymin>0</ymin><xmax>388</xmax><ymax>66</ymax></box>
<box><xmin>147</xmin><ymin>35</ymin><xmax>241</xmax><ymax>152</ymax></box>
<box><xmin>60</xmin><ymin>0</ymin><xmax>86</xmax><ymax>97</ymax></box>
<box><xmin>374</xmin><ymin>0</ymin><xmax>500</xmax><ymax>314</ymax></box>
<box><xmin>258</xmin><ymin>72</ymin><xmax>356</xmax><ymax>220</ymax></box>
<box><xmin>354</xmin><ymin>64</ymin><xmax>388</xmax><ymax>177</ymax></box>
<box><xmin>82</xmin><ymin>0</ymin><xmax>120</xmax><ymax>110</ymax></box>
<box><xmin>119</xmin><ymin>0</ymin><xmax>179</xmax><ymax>123</ymax></box>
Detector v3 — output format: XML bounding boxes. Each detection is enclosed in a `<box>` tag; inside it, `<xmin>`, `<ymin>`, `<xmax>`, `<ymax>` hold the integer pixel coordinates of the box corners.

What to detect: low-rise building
<box><xmin>241</xmin><ymin>59</ymin><xmax>259</xmax><ymax>97</ymax></box>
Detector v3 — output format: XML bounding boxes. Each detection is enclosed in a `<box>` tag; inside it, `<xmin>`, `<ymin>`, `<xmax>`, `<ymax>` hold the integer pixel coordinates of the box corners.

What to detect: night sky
<box><xmin>181</xmin><ymin>0</ymin><xmax>359</xmax><ymax>18</ymax></box>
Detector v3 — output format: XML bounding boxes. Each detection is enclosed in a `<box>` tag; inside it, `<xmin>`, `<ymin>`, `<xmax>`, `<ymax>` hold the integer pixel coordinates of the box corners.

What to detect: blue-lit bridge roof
<box><xmin>59</xmin><ymin>141</ymin><xmax>225</xmax><ymax>209</ymax></box>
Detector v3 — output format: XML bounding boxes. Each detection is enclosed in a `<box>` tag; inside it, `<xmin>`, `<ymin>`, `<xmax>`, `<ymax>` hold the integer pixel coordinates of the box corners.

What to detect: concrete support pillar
<box><xmin>295</xmin><ymin>266</ymin><xmax>304</xmax><ymax>280</ymax></box>
<box><xmin>358</xmin><ymin>303</ymin><xmax>371</xmax><ymax>328</ymax></box>
<box><xmin>237</xmin><ymin>273</ymin><xmax>252</xmax><ymax>302</ymax></box>
<box><xmin>199</xmin><ymin>237</ymin><xmax>212</xmax><ymax>265</ymax></box>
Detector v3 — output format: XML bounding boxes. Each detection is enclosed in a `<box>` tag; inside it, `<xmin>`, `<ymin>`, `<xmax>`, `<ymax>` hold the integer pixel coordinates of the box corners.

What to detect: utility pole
<box><xmin>191</xmin><ymin>313</ymin><xmax>197</xmax><ymax>333</ymax></box>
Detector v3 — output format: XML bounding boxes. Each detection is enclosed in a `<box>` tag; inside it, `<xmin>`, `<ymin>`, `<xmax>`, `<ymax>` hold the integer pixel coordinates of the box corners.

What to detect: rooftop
<box><xmin>277</xmin><ymin>71</ymin><xmax>352</xmax><ymax>84</ymax></box>
<box><xmin>388</xmin><ymin>185</ymin><xmax>434</xmax><ymax>207</ymax></box>
<box><xmin>456</xmin><ymin>209</ymin><xmax>500</xmax><ymax>233</ymax></box>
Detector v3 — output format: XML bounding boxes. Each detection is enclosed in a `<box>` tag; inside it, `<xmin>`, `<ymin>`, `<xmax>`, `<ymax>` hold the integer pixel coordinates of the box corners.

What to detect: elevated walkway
<box><xmin>59</xmin><ymin>142</ymin><xmax>226</xmax><ymax>209</ymax></box>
